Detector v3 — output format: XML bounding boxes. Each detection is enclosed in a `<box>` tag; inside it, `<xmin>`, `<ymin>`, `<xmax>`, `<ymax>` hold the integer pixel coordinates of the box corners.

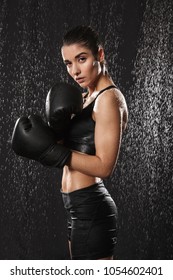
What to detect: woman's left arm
<box><xmin>67</xmin><ymin>90</ymin><xmax>123</xmax><ymax>178</ymax></box>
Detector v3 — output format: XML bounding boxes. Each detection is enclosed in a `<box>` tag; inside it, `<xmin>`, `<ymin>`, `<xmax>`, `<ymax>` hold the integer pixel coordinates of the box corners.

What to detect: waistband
<box><xmin>61</xmin><ymin>181</ymin><xmax>109</xmax><ymax>210</ymax></box>
<box><xmin>61</xmin><ymin>180</ymin><xmax>104</xmax><ymax>195</ymax></box>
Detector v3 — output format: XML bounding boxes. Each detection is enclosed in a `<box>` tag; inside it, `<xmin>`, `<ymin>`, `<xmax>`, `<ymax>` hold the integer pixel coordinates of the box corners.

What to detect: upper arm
<box><xmin>93</xmin><ymin>90</ymin><xmax>123</xmax><ymax>175</ymax></box>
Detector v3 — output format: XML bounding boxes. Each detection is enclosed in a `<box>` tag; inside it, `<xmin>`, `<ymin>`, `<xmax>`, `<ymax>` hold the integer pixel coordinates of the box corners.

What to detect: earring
<box><xmin>102</xmin><ymin>59</ymin><xmax>108</xmax><ymax>75</ymax></box>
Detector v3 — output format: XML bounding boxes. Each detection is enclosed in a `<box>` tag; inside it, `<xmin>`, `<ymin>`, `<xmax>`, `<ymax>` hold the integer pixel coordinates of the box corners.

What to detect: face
<box><xmin>61</xmin><ymin>43</ymin><xmax>103</xmax><ymax>89</ymax></box>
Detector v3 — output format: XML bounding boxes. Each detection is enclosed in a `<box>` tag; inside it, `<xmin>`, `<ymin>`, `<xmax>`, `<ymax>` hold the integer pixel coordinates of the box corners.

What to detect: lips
<box><xmin>76</xmin><ymin>77</ymin><xmax>85</xmax><ymax>84</ymax></box>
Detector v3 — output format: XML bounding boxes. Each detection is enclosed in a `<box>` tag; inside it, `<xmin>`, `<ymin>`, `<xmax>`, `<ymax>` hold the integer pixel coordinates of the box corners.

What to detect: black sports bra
<box><xmin>64</xmin><ymin>85</ymin><xmax>117</xmax><ymax>155</ymax></box>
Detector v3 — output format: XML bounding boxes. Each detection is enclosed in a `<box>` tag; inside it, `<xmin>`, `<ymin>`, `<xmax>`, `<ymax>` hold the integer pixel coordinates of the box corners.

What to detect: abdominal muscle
<box><xmin>61</xmin><ymin>165</ymin><xmax>101</xmax><ymax>193</ymax></box>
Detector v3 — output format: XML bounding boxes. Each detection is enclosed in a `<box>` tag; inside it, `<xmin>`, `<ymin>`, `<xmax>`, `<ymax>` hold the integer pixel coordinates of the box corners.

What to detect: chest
<box><xmin>64</xmin><ymin>102</ymin><xmax>96</xmax><ymax>155</ymax></box>
<box><xmin>71</xmin><ymin>103</ymin><xmax>95</xmax><ymax>134</ymax></box>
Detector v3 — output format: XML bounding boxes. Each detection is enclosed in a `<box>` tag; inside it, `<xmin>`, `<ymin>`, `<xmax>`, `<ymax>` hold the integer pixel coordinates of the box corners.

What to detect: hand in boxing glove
<box><xmin>11</xmin><ymin>114</ymin><xmax>71</xmax><ymax>168</ymax></box>
<box><xmin>45</xmin><ymin>82</ymin><xmax>83</xmax><ymax>139</ymax></box>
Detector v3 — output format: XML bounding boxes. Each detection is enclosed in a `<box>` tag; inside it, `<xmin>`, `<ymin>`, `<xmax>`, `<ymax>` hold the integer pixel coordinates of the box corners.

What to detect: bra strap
<box><xmin>95</xmin><ymin>85</ymin><xmax>117</xmax><ymax>100</ymax></box>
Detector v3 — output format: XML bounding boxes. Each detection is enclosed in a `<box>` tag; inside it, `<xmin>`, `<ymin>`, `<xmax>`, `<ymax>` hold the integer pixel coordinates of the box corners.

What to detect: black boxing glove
<box><xmin>45</xmin><ymin>82</ymin><xmax>83</xmax><ymax>139</ymax></box>
<box><xmin>11</xmin><ymin>115</ymin><xmax>71</xmax><ymax>168</ymax></box>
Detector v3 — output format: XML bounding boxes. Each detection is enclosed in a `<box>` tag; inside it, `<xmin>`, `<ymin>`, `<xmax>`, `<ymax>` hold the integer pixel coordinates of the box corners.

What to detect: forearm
<box><xmin>67</xmin><ymin>151</ymin><xmax>116</xmax><ymax>178</ymax></box>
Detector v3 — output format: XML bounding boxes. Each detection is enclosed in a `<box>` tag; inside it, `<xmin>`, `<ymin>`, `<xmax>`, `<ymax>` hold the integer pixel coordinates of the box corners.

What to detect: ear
<box><xmin>97</xmin><ymin>47</ymin><xmax>105</xmax><ymax>62</ymax></box>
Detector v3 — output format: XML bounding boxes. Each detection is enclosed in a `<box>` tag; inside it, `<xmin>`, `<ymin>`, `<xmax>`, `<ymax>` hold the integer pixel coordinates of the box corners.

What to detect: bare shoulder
<box><xmin>96</xmin><ymin>87</ymin><xmax>127</xmax><ymax>111</ymax></box>
<box><xmin>94</xmin><ymin>87</ymin><xmax>128</xmax><ymax>130</ymax></box>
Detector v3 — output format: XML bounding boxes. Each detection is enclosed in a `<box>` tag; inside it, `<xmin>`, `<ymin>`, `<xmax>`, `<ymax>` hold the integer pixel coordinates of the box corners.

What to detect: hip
<box><xmin>61</xmin><ymin>181</ymin><xmax>118</xmax><ymax>220</ymax></box>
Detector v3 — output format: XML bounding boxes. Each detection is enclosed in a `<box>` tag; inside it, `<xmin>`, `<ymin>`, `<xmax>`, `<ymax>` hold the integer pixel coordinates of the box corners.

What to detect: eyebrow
<box><xmin>75</xmin><ymin>52</ymin><xmax>88</xmax><ymax>58</ymax></box>
<box><xmin>63</xmin><ymin>52</ymin><xmax>88</xmax><ymax>63</ymax></box>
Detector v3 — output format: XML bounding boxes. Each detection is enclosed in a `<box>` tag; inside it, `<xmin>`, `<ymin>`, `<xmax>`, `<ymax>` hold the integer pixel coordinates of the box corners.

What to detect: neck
<box><xmin>87</xmin><ymin>73</ymin><xmax>114</xmax><ymax>96</ymax></box>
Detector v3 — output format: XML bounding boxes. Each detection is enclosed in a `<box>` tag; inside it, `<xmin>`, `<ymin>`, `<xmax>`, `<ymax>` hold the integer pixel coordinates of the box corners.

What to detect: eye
<box><xmin>64</xmin><ymin>61</ymin><xmax>72</xmax><ymax>67</ymax></box>
<box><xmin>78</xmin><ymin>57</ymin><xmax>86</xmax><ymax>63</ymax></box>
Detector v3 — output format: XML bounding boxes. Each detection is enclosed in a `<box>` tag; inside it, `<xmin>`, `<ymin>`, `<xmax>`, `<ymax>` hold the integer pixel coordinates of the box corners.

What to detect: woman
<box><xmin>11</xmin><ymin>25</ymin><xmax>128</xmax><ymax>260</ymax></box>
<box><xmin>60</xmin><ymin>25</ymin><xmax>128</xmax><ymax>260</ymax></box>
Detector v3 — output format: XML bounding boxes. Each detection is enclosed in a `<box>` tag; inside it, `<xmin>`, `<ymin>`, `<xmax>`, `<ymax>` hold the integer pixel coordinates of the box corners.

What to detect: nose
<box><xmin>71</xmin><ymin>63</ymin><xmax>81</xmax><ymax>76</ymax></box>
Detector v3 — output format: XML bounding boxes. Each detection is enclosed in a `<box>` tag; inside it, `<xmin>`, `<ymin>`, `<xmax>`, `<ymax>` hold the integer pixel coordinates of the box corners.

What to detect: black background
<box><xmin>0</xmin><ymin>0</ymin><xmax>173</xmax><ymax>259</ymax></box>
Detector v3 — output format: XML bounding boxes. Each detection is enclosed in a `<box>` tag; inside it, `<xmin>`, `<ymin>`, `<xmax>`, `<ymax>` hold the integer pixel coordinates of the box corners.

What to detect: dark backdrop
<box><xmin>0</xmin><ymin>0</ymin><xmax>173</xmax><ymax>260</ymax></box>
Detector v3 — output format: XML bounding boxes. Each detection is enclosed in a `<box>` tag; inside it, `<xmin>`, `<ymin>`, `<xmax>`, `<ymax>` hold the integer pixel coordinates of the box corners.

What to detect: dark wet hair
<box><xmin>62</xmin><ymin>25</ymin><xmax>103</xmax><ymax>59</ymax></box>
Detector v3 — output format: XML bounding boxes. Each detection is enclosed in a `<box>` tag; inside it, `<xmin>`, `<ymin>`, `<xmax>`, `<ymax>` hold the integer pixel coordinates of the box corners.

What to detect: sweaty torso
<box><xmin>61</xmin><ymin>86</ymin><xmax>128</xmax><ymax>193</ymax></box>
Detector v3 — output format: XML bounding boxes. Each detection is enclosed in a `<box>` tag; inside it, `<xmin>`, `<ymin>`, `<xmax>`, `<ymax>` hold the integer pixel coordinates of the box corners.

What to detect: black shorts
<box><xmin>61</xmin><ymin>181</ymin><xmax>118</xmax><ymax>260</ymax></box>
